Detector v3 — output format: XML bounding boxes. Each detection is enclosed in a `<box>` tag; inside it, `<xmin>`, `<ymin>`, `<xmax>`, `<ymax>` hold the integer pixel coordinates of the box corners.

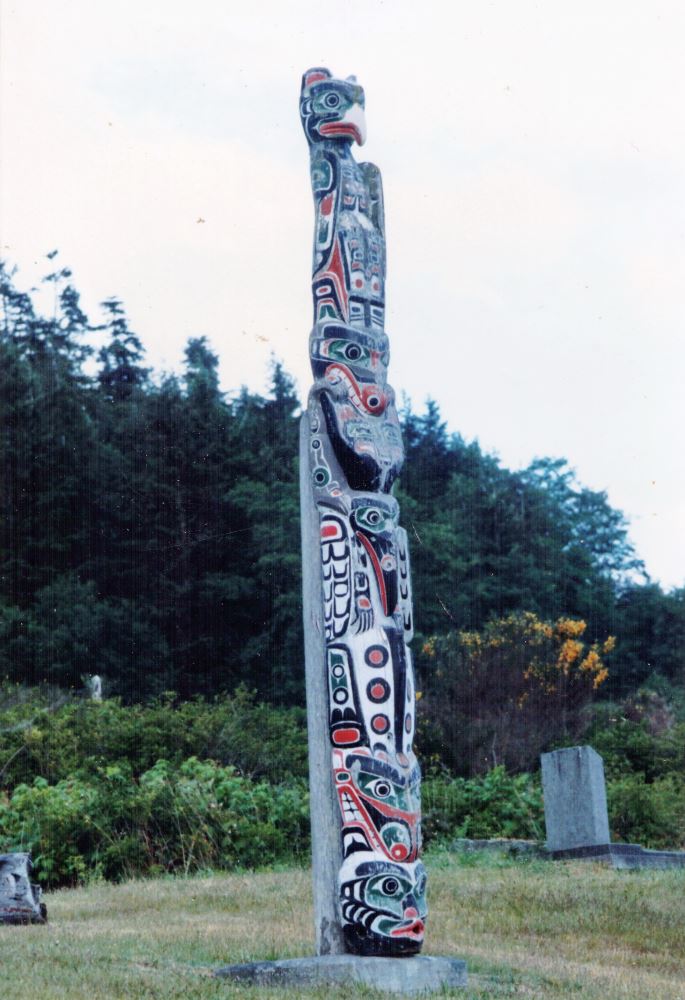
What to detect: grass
<box><xmin>1</xmin><ymin>849</ymin><xmax>684</xmax><ymax>999</ymax></box>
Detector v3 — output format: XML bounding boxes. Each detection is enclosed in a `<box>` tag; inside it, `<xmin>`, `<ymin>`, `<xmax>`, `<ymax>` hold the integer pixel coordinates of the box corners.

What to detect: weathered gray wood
<box><xmin>0</xmin><ymin>853</ymin><xmax>46</xmax><ymax>924</ymax></box>
<box><xmin>299</xmin><ymin>413</ymin><xmax>345</xmax><ymax>956</ymax></box>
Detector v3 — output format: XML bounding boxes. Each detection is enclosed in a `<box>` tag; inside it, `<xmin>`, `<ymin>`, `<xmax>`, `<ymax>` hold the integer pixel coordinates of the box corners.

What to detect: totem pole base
<box><xmin>215</xmin><ymin>954</ymin><xmax>467</xmax><ymax>994</ymax></box>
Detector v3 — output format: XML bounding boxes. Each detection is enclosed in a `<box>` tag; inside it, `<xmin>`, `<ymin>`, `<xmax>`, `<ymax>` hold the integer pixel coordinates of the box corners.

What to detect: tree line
<box><xmin>1</xmin><ymin>256</ymin><xmax>683</xmax><ymax>705</ymax></box>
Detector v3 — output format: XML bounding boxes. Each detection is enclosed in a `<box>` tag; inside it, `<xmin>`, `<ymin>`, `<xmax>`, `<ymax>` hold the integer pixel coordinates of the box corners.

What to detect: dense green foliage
<box><xmin>584</xmin><ymin>694</ymin><xmax>685</xmax><ymax>848</ymax></box>
<box><xmin>422</xmin><ymin>766</ymin><xmax>544</xmax><ymax>842</ymax></box>
<box><xmin>1</xmin><ymin>257</ymin><xmax>682</xmax><ymax>703</ymax></box>
<box><xmin>1</xmin><ymin>756</ymin><xmax>310</xmax><ymax>886</ymax></box>
<box><xmin>1</xmin><ymin>688</ymin><xmax>683</xmax><ymax>886</ymax></box>
<box><xmin>0</xmin><ymin>687</ymin><xmax>309</xmax><ymax>885</ymax></box>
<box><xmin>0</xmin><ymin>684</ymin><xmax>308</xmax><ymax>788</ymax></box>
<box><xmin>1</xmin><ymin>256</ymin><xmax>684</xmax><ymax>880</ymax></box>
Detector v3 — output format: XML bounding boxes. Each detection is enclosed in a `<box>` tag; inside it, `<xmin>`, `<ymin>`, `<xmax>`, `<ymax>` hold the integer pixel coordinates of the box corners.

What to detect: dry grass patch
<box><xmin>1</xmin><ymin>852</ymin><xmax>683</xmax><ymax>999</ymax></box>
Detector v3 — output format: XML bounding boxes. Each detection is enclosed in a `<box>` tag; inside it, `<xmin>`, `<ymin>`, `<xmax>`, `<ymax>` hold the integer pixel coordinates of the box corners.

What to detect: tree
<box><xmin>0</xmin><ymin>258</ymin><xmax>97</xmax><ymax>602</ymax></box>
<box><xmin>97</xmin><ymin>298</ymin><xmax>148</xmax><ymax>402</ymax></box>
<box><xmin>522</xmin><ymin>457</ymin><xmax>644</xmax><ymax>581</ymax></box>
<box><xmin>1</xmin><ymin>257</ymin><xmax>676</xmax><ymax>713</ymax></box>
<box><xmin>611</xmin><ymin>584</ymin><xmax>685</xmax><ymax>694</ymax></box>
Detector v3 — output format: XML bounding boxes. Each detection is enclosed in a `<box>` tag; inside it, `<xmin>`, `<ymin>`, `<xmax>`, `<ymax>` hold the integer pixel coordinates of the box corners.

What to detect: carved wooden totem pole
<box><xmin>300</xmin><ymin>67</ymin><xmax>426</xmax><ymax>957</ymax></box>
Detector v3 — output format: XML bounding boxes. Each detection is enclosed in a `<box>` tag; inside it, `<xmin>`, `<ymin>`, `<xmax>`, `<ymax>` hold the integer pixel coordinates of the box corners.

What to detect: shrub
<box><xmin>422</xmin><ymin>766</ymin><xmax>544</xmax><ymax>844</ymax></box>
<box><xmin>0</xmin><ymin>685</ymin><xmax>308</xmax><ymax>791</ymax></box>
<box><xmin>607</xmin><ymin>773</ymin><xmax>685</xmax><ymax>850</ymax></box>
<box><xmin>418</xmin><ymin>613</ymin><xmax>613</xmax><ymax>775</ymax></box>
<box><xmin>584</xmin><ymin>698</ymin><xmax>685</xmax><ymax>782</ymax></box>
<box><xmin>0</xmin><ymin>756</ymin><xmax>310</xmax><ymax>887</ymax></box>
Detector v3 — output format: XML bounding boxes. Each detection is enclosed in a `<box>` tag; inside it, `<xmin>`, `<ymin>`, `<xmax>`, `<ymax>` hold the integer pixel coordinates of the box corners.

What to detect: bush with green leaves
<box><xmin>584</xmin><ymin>699</ymin><xmax>685</xmax><ymax>783</ymax></box>
<box><xmin>0</xmin><ymin>756</ymin><xmax>310</xmax><ymax>887</ymax></box>
<box><xmin>0</xmin><ymin>685</ymin><xmax>308</xmax><ymax>790</ymax></box>
<box><xmin>422</xmin><ymin>766</ymin><xmax>544</xmax><ymax>844</ymax></box>
<box><xmin>607</xmin><ymin>773</ymin><xmax>685</xmax><ymax>849</ymax></box>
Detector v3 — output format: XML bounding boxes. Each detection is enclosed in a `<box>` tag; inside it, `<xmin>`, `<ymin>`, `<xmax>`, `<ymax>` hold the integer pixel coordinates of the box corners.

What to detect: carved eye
<box><xmin>361</xmin><ymin>385</ymin><xmax>385</xmax><ymax>413</ymax></box>
<box><xmin>326</xmin><ymin>339</ymin><xmax>369</xmax><ymax>366</ymax></box>
<box><xmin>365</xmin><ymin>508</ymin><xmax>382</xmax><ymax>525</ymax></box>
<box><xmin>324</xmin><ymin>92</ymin><xmax>340</xmax><ymax>108</ymax></box>
<box><xmin>370</xmin><ymin>779</ymin><xmax>392</xmax><ymax>799</ymax></box>
<box><xmin>379</xmin><ymin>877</ymin><xmax>400</xmax><ymax>896</ymax></box>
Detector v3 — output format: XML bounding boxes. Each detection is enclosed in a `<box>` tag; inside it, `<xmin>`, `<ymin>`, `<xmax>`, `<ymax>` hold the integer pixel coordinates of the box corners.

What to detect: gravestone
<box><xmin>541</xmin><ymin>745</ymin><xmax>685</xmax><ymax>868</ymax></box>
<box><xmin>0</xmin><ymin>853</ymin><xmax>47</xmax><ymax>924</ymax></box>
<box><xmin>540</xmin><ymin>746</ymin><xmax>611</xmax><ymax>857</ymax></box>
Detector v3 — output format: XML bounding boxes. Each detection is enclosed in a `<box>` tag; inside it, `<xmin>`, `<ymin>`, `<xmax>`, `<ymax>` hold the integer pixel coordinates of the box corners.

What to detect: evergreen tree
<box><xmin>1</xmin><ymin>258</ymin><xmax>680</xmax><ymax>709</ymax></box>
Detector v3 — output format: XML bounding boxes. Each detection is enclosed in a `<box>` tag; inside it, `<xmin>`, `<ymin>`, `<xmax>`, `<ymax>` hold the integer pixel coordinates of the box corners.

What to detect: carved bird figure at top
<box><xmin>300</xmin><ymin>67</ymin><xmax>386</xmax><ymax>334</ymax></box>
<box><xmin>299</xmin><ymin>68</ymin><xmax>367</xmax><ymax>147</ymax></box>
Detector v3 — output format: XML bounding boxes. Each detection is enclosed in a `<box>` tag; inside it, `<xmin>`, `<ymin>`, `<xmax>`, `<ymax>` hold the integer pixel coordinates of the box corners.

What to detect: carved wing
<box><xmin>320</xmin><ymin>512</ymin><xmax>352</xmax><ymax>639</ymax></box>
<box><xmin>396</xmin><ymin>526</ymin><xmax>413</xmax><ymax>641</ymax></box>
<box><xmin>360</xmin><ymin>161</ymin><xmax>385</xmax><ymax>241</ymax></box>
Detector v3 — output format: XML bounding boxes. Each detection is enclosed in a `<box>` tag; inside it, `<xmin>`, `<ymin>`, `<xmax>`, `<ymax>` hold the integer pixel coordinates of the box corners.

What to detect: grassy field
<box><xmin>1</xmin><ymin>850</ymin><xmax>684</xmax><ymax>999</ymax></box>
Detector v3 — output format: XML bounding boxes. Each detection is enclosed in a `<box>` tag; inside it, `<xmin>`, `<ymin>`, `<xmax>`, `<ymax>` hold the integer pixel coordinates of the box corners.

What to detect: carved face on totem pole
<box><xmin>310</xmin><ymin>323</ymin><xmax>403</xmax><ymax>492</ymax></box>
<box><xmin>302</xmin><ymin>66</ymin><xmax>425</xmax><ymax>956</ymax></box>
<box><xmin>335</xmin><ymin>748</ymin><xmax>421</xmax><ymax>864</ymax></box>
<box><xmin>340</xmin><ymin>857</ymin><xmax>427</xmax><ymax>956</ymax></box>
<box><xmin>300</xmin><ymin>68</ymin><xmax>367</xmax><ymax>147</ymax></box>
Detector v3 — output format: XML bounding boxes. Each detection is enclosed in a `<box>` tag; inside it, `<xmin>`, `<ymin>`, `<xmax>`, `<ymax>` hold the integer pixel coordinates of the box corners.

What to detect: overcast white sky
<box><xmin>1</xmin><ymin>1</ymin><xmax>683</xmax><ymax>588</ymax></box>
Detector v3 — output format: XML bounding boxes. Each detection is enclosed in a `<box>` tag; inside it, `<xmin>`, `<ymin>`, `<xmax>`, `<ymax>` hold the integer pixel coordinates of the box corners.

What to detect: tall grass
<box><xmin>1</xmin><ymin>851</ymin><xmax>683</xmax><ymax>999</ymax></box>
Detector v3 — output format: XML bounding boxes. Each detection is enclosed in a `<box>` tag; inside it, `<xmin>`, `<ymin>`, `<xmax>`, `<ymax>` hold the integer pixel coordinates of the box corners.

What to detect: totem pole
<box><xmin>300</xmin><ymin>68</ymin><xmax>426</xmax><ymax>958</ymax></box>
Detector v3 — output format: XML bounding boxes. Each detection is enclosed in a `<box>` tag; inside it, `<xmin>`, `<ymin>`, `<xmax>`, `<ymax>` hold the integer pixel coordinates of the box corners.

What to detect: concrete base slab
<box><xmin>215</xmin><ymin>954</ymin><xmax>468</xmax><ymax>994</ymax></box>
<box><xmin>551</xmin><ymin>842</ymin><xmax>685</xmax><ymax>869</ymax></box>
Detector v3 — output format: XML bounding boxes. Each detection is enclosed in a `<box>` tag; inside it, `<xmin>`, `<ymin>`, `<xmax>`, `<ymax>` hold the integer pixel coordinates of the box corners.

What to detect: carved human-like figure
<box><xmin>301</xmin><ymin>67</ymin><xmax>426</xmax><ymax>956</ymax></box>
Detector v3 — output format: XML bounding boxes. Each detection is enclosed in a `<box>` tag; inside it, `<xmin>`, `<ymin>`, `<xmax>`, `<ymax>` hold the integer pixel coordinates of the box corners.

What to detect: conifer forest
<box><xmin>3</xmin><ymin>257</ymin><xmax>682</xmax><ymax>705</ymax></box>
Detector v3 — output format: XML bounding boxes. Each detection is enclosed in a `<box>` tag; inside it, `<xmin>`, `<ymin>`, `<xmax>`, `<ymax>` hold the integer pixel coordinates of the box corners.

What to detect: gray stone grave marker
<box><xmin>540</xmin><ymin>745</ymin><xmax>611</xmax><ymax>857</ymax></box>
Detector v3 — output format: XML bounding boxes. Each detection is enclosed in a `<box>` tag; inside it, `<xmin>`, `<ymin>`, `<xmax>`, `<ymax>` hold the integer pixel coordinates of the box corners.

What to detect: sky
<box><xmin>1</xmin><ymin>0</ymin><xmax>683</xmax><ymax>589</ymax></box>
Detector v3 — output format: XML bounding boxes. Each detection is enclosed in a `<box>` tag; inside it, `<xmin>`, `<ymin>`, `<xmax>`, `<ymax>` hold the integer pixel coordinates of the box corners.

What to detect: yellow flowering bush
<box><xmin>417</xmin><ymin>612</ymin><xmax>614</xmax><ymax>776</ymax></box>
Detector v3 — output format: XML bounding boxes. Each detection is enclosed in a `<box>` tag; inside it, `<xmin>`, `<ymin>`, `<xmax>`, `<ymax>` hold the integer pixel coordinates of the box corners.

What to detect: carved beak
<box><xmin>343</xmin><ymin>103</ymin><xmax>367</xmax><ymax>145</ymax></box>
<box><xmin>320</xmin><ymin>102</ymin><xmax>367</xmax><ymax>145</ymax></box>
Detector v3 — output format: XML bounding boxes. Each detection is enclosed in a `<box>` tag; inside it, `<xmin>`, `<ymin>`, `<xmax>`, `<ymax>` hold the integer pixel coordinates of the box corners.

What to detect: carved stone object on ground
<box><xmin>300</xmin><ymin>67</ymin><xmax>425</xmax><ymax>958</ymax></box>
<box><xmin>0</xmin><ymin>853</ymin><xmax>47</xmax><ymax>924</ymax></box>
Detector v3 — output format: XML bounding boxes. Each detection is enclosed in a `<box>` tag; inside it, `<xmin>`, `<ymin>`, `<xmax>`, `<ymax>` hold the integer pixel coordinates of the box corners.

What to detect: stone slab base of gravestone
<box><xmin>0</xmin><ymin>853</ymin><xmax>47</xmax><ymax>925</ymax></box>
<box><xmin>551</xmin><ymin>842</ymin><xmax>685</xmax><ymax>869</ymax></box>
<box><xmin>215</xmin><ymin>954</ymin><xmax>468</xmax><ymax>994</ymax></box>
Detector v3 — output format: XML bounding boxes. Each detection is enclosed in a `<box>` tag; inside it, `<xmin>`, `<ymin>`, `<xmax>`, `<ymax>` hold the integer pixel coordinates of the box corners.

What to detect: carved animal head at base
<box><xmin>339</xmin><ymin>854</ymin><xmax>427</xmax><ymax>956</ymax></box>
